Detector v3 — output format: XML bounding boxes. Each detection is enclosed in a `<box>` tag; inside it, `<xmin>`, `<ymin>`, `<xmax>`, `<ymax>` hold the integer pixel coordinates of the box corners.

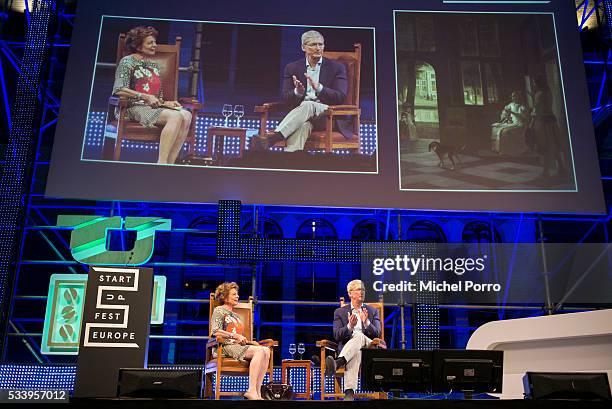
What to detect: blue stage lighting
<box><xmin>0</xmin><ymin>365</ymin><xmax>76</xmax><ymax>390</ymax></box>
<box><xmin>86</xmin><ymin>112</ymin><xmax>377</xmax><ymax>156</ymax></box>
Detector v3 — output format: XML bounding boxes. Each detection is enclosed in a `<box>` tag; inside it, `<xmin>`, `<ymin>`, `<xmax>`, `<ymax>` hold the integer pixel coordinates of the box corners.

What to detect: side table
<box><xmin>206</xmin><ymin>126</ymin><xmax>247</xmax><ymax>159</ymax></box>
<box><xmin>281</xmin><ymin>359</ymin><xmax>312</xmax><ymax>400</ymax></box>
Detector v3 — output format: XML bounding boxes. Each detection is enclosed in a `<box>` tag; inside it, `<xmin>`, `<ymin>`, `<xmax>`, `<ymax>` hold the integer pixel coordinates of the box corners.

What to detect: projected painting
<box><xmin>395</xmin><ymin>11</ymin><xmax>576</xmax><ymax>191</ymax></box>
<box><xmin>82</xmin><ymin>16</ymin><xmax>377</xmax><ymax>173</ymax></box>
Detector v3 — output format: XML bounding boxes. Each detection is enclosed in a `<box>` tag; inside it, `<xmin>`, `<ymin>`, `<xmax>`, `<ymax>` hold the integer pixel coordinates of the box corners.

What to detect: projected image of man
<box><xmin>325</xmin><ymin>279</ymin><xmax>381</xmax><ymax>401</ymax></box>
<box><xmin>252</xmin><ymin>30</ymin><xmax>352</xmax><ymax>152</ymax></box>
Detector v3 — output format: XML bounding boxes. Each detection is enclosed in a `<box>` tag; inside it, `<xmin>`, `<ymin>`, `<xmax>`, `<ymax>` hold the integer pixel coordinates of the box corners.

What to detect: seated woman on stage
<box><xmin>210</xmin><ymin>282</ymin><xmax>271</xmax><ymax>400</ymax></box>
<box><xmin>112</xmin><ymin>26</ymin><xmax>192</xmax><ymax>164</ymax></box>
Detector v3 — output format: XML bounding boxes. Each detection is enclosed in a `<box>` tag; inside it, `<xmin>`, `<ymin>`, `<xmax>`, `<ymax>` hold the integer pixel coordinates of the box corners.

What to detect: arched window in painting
<box><xmin>396</xmin><ymin>13</ymin><xmax>438</xmax><ymax>141</ymax></box>
<box><xmin>414</xmin><ymin>62</ymin><xmax>440</xmax><ymax>140</ymax></box>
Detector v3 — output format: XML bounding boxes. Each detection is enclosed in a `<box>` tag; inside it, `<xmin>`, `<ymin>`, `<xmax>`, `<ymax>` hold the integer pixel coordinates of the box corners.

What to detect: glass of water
<box><xmin>297</xmin><ymin>343</ymin><xmax>305</xmax><ymax>360</ymax></box>
<box><xmin>288</xmin><ymin>343</ymin><xmax>296</xmax><ymax>359</ymax></box>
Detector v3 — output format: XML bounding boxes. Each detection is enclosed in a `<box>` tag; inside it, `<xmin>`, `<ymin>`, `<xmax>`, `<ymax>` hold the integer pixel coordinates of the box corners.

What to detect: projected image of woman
<box><xmin>112</xmin><ymin>26</ymin><xmax>192</xmax><ymax>164</ymax></box>
<box><xmin>210</xmin><ymin>282</ymin><xmax>271</xmax><ymax>400</ymax></box>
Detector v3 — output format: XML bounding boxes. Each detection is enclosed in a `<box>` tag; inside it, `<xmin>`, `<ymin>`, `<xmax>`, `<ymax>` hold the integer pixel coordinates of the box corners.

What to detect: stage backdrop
<box><xmin>46</xmin><ymin>0</ymin><xmax>605</xmax><ymax>213</ymax></box>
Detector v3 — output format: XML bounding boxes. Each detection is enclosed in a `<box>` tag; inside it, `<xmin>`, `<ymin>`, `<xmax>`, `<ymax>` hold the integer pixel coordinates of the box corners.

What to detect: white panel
<box><xmin>467</xmin><ymin>309</ymin><xmax>612</xmax><ymax>399</ymax></box>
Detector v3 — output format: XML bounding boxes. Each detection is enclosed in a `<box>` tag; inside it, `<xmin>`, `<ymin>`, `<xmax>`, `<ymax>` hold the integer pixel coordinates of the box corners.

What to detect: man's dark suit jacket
<box><xmin>280</xmin><ymin>57</ymin><xmax>354</xmax><ymax>140</ymax></box>
<box><xmin>332</xmin><ymin>303</ymin><xmax>381</xmax><ymax>352</ymax></box>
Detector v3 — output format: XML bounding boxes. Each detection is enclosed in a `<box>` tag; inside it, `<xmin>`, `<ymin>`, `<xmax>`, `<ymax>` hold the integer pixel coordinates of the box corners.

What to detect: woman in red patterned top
<box><xmin>211</xmin><ymin>282</ymin><xmax>271</xmax><ymax>400</ymax></box>
<box><xmin>113</xmin><ymin>26</ymin><xmax>192</xmax><ymax>164</ymax></box>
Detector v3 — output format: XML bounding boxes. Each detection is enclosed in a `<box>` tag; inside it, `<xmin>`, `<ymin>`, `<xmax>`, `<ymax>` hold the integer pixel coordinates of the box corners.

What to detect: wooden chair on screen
<box><xmin>254</xmin><ymin>43</ymin><xmax>362</xmax><ymax>153</ymax></box>
<box><xmin>316</xmin><ymin>295</ymin><xmax>387</xmax><ymax>400</ymax></box>
<box><xmin>109</xmin><ymin>33</ymin><xmax>201</xmax><ymax>161</ymax></box>
<box><xmin>204</xmin><ymin>294</ymin><xmax>278</xmax><ymax>399</ymax></box>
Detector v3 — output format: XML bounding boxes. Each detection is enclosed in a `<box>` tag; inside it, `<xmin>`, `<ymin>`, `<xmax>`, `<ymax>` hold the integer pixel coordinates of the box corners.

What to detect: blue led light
<box><xmin>0</xmin><ymin>365</ymin><xmax>76</xmax><ymax>390</ymax></box>
<box><xmin>86</xmin><ymin>112</ymin><xmax>377</xmax><ymax>156</ymax></box>
<box><xmin>605</xmin><ymin>1</ymin><xmax>612</xmax><ymax>39</ymax></box>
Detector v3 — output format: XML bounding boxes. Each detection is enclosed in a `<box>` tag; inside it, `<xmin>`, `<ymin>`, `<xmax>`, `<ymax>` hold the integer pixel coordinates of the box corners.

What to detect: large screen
<box><xmin>46</xmin><ymin>0</ymin><xmax>605</xmax><ymax>213</ymax></box>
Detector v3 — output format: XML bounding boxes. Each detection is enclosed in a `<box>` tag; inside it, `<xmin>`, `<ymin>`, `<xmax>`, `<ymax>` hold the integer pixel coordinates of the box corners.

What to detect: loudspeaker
<box><xmin>523</xmin><ymin>372</ymin><xmax>612</xmax><ymax>400</ymax></box>
<box><xmin>117</xmin><ymin>368</ymin><xmax>203</xmax><ymax>399</ymax></box>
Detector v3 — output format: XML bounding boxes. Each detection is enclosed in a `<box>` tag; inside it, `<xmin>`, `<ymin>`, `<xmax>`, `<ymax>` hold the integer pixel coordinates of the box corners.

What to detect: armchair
<box><xmin>109</xmin><ymin>33</ymin><xmax>201</xmax><ymax>161</ymax></box>
<box><xmin>204</xmin><ymin>294</ymin><xmax>277</xmax><ymax>399</ymax></box>
<box><xmin>317</xmin><ymin>296</ymin><xmax>387</xmax><ymax>400</ymax></box>
<box><xmin>255</xmin><ymin>43</ymin><xmax>362</xmax><ymax>153</ymax></box>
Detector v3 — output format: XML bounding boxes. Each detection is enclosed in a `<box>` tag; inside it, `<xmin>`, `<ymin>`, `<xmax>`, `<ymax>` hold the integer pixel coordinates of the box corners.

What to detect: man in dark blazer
<box><xmin>253</xmin><ymin>30</ymin><xmax>353</xmax><ymax>151</ymax></box>
<box><xmin>325</xmin><ymin>279</ymin><xmax>381</xmax><ymax>400</ymax></box>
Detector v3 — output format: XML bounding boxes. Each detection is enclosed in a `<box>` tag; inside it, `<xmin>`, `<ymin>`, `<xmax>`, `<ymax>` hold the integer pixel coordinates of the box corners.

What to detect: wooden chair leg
<box><xmin>215</xmin><ymin>368</ymin><xmax>221</xmax><ymax>400</ymax></box>
<box><xmin>334</xmin><ymin>374</ymin><xmax>342</xmax><ymax>399</ymax></box>
<box><xmin>113</xmin><ymin>134</ymin><xmax>123</xmax><ymax>161</ymax></box>
<box><xmin>204</xmin><ymin>372</ymin><xmax>213</xmax><ymax>398</ymax></box>
<box><xmin>113</xmin><ymin>111</ymin><xmax>125</xmax><ymax>161</ymax></box>
<box><xmin>319</xmin><ymin>349</ymin><xmax>326</xmax><ymax>400</ymax></box>
<box><xmin>325</xmin><ymin>114</ymin><xmax>333</xmax><ymax>153</ymax></box>
<box><xmin>259</xmin><ymin>111</ymin><xmax>269</xmax><ymax>138</ymax></box>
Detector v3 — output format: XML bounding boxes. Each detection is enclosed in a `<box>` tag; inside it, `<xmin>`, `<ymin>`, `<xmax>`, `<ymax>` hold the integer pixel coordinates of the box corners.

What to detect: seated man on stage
<box><xmin>324</xmin><ymin>279</ymin><xmax>381</xmax><ymax>401</ymax></box>
<box><xmin>252</xmin><ymin>30</ymin><xmax>351</xmax><ymax>152</ymax></box>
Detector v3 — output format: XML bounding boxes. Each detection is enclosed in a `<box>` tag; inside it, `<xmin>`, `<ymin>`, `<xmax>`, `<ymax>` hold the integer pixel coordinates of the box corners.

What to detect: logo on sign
<box><xmin>83</xmin><ymin>266</ymin><xmax>141</xmax><ymax>348</ymax></box>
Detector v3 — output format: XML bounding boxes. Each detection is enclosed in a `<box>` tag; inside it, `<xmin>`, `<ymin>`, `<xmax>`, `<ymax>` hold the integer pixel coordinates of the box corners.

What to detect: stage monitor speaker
<box><xmin>523</xmin><ymin>372</ymin><xmax>612</xmax><ymax>400</ymax></box>
<box><xmin>117</xmin><ymin>368</ymin><xmax>203</xmax><ymax>399</ymax></box>
<box><xmin>432</xmin><ymin>349</ymin><xmax>503</xmax><ymax>394</ymax></box>
<box><xmin>361</xmin><ymin>348</ymin><xmax>433</xmax><ymax>392</ymax></box>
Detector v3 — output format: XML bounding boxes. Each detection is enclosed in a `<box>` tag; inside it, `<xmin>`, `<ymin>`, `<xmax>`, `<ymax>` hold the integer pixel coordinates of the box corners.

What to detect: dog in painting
<box><xmin>428</xmin><ymin>141</ymin><xmax>465</xmax><ymax>170</ymax></box>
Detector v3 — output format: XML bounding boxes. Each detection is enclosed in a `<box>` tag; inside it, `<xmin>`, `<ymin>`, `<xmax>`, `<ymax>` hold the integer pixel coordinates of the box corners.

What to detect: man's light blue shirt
<box><xmin>294</xmin><ymin>57</ymin><xmax>324</xmax><ymax>100</ymax></box>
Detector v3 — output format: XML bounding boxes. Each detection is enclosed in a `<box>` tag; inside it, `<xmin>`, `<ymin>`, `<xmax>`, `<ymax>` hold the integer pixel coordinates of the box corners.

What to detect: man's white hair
<box><xmin>347</xmin><ymin>279</ymin><xmax>365</xmax><ymax>293</ymax></box>
<box><xmin>301</xmin><ymin>30</ymin><xmax>324</xmax><ymax>45</ymax></box>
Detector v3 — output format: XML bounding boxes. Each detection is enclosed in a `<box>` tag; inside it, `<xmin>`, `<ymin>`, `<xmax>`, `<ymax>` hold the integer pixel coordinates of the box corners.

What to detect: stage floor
<box><xmin>68</xmin><ymin>398</ymin><xmax>610</xmax><ymax>408</ymax></box>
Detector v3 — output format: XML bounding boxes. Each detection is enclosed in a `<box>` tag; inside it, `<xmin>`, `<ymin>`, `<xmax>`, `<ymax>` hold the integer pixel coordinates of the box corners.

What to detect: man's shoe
<box><xmin>251</xmin><ymin>132</ymin><xmax>284</xmax><ymax>151</ymax></box>
<box><xmin>343</xmin><ymin>389</ymin><xmax>355</xmax><ymax>401</ymax></box>
<box><xmin>324</xmin><ymin>355</ymin><xmax>336</xmax><ymax>377</ymax></box>
<box><xmin>250</xmin><ymin>135</ymin><xmax>270</xmax><ymax>151</ymax></box>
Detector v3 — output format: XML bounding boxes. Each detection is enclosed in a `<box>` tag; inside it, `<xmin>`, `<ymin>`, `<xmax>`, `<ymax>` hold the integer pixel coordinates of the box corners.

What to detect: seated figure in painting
<box><xmin>399</xmin><ymin>102</ymin><xmax>417</xmax><ymax>140</ymax></box>
<box><xmin>491</xmin><ymin>90</ymin><xmax>529</xmax><ymax>155</ymax></box>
